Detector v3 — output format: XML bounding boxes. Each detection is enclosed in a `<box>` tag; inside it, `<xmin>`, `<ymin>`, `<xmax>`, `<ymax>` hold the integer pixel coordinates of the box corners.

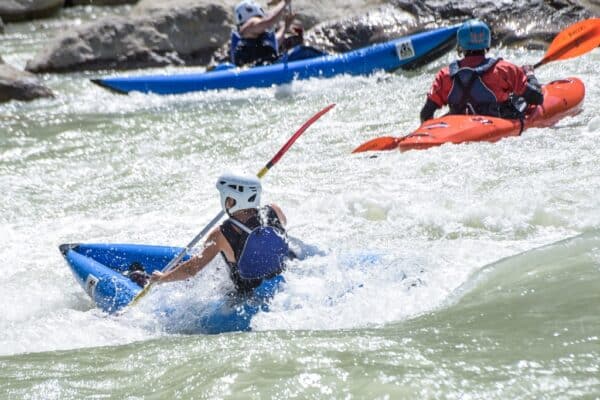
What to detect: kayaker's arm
<box><xmin>240</xmin><ymin>0</ymin><xmax>290</xmax><ymax>38</ymax></box>
<box><xmin>151</xmin><ymin>229</ymin><xmax>225</xmax><ymax>283</ymax></box>
<box><xmin>521</xmin><ymin>65</ymin><xmax>544</xmax><ymax>105</ymax></box>
<box><xmin>421</xmin><ymin>69</ymin><xmax>449</xmax><ymax>122</ymax></box>
<box><xmin>269</xmin><ymin>203</ymin><xmax>287</xmax><ymax>226</ymax></box>
<box><xmin>420</xmin><ymin>98</ymin><xmax>441</xmax><ymax>122</ymax></box>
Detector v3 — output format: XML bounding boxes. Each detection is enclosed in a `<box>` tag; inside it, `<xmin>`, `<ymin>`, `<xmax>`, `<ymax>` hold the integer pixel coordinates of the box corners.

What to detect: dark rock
<box><xmin>577</xmin><ymin>0</ymin><xmax>600</xmax><ymax>15</ymax></box>
<box><xmin>0</xmin><ymin>0</ymin><xmax>64</xmax><ymax>22</ymax></box>
<box><xmin>391</xmin><ymin>0</ymin><xmax>595</xmax><ymax>49</ymax></box>
<box><xmin>305</xmin><ymin>6</ymin><xmax>420</xmax><ymax>54</ymax></box>
<box><xmin>0</xmin><ymin>62</ymin><xmax>54</xmax><ymax>103</ymax></box>
<box><xmin>64</xmin><ymin>0</ymin><xmax>137</xmax><ymax>5</ymax></box>
<box><xmin>0</xmin><ymin>16</ymin><xmax>4</xmax><ymax>34</ymax></box>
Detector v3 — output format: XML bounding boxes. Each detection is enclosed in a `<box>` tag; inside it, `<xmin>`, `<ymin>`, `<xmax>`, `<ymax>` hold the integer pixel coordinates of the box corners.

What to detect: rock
<box><xmin>0</xmin><ymin>62</ymin><xmax>54</xmax><ymax>103</ymax></box>
<box><xmin>0</xmin><ymin>0</ymin><xmax>64</xmax><ymax>22</ymax></box>
<box><xmin>0</xmin><ymin>17</ymin><xmax>4</xmax><ymax>34</ymax></box>
<box><xmin>64</xmin><ymin>0</ymin><xmax>138</xmax><ymax>6</ymax></box>
<box><xmin>575</xmin><ymin>0</ymin><xmax>600</xmax><ymax>15</ymax></box>
<box><xmin>391</xmin><ymin>0</ymin><xmax>595</xmax><ymax>49</ymax></box>
<box><xmin>134</xmin><ymin>0</ymin><xmax>384</xmax><ymax>26</ymax></box>
<box><xmin>132</xmin><ymin>0</ymin><xmax>236</xmax><ymax>14</ymax></box>
<box><xmin>26</xmin><ymin>0</ymin><xmax>232</xmax><ymax>72</ymax></box>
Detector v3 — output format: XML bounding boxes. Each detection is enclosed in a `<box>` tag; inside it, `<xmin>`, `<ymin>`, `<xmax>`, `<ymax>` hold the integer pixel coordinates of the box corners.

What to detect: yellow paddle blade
<box><xmin>536</xmin><ymin>18</ymin><xmax>600</xmax><ymax>67</ymax></box>
<box><xmin>352</xmin><ymin>136</ymin><xmax>399</xmax><ymax>153</ymax></box>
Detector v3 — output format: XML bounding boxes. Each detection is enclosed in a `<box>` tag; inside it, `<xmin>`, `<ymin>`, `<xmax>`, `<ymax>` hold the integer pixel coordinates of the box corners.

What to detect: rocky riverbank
<box><xmin>0</xmin><ymin>0</ymin><xmax>598</xmax><ymax>103</ymax></box>
<box><xmin>0</xmin><ymin>56</ymin><xmax>54</xmax><ymax>103</ymax></box>
<box><xmin>23</xmin><ymin>0</ymin><xmax>598</xmax><ymax>74</ymax></box>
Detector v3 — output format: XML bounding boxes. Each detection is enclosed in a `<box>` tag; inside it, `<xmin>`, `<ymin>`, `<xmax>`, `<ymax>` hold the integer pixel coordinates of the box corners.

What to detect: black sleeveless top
<box><xmin>220</xmin><ymin>206</ymin><xmax>287</xmax><ymax>292</ymax></box>
<box><xmin>232</xmin><ymin>31</ymin><xmax>279</xmax><ymax>67</ymax></box>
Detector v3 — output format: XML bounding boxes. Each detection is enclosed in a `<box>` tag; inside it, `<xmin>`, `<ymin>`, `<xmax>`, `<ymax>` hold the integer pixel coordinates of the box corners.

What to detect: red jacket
<box><xmin>427</xmin><ymin>55</ymin><xmax>529</xmax><ymax>107</ymax></box>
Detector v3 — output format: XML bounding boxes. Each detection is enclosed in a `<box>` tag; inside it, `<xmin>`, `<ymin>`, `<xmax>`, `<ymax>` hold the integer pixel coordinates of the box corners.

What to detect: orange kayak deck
<box><xmin>397</xmin><ymin>77</ymin><xmax>585</xmax><ymax>151</ymax></box>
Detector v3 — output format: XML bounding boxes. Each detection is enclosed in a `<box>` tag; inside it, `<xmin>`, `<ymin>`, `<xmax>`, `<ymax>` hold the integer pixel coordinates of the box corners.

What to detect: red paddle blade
<box><xmin>352</xmin><ymin>136</ymin><xmax>399</xmax><ymax>153</ymax></box>
<box><xmin>536</xmin><ymin>18</ymin><xmax>600</xmax><ymax>67</ymax></box>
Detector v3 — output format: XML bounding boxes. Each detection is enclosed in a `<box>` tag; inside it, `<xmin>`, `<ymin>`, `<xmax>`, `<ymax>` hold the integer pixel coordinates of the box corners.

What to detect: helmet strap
<box><xmin>224</xmin><ymin>197</ymin><xmax>236</xmax><ymax>215</ymax></box>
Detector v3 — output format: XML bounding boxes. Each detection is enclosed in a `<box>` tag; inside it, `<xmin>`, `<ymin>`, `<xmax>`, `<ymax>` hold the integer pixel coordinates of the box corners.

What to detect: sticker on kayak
<box><xmin>395</xmin><ymin>40</ymin><xmax>415</xmax><ymax>60</ymax></box>
<box><xmin>424</xmin><ymin>122</ymin><xmax>449</xmax><ymax>129</ymax></box>
<box><xmin>85</xmin><ymin>274</ymin><xmax>99</xmax><ymax>298</ymax></box>
<box><xmin>472</xmin><ymin>117</ymin><xmax>493</xmax><ymax>125</ymax></box>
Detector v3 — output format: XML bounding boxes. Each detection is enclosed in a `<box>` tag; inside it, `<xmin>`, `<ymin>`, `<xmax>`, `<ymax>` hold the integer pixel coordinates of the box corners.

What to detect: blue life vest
<box><xmin>447</xmin><ymin>57</ymin><xmax>502</xmax><ymax>116</ymax></box>
<box><xmin>220</xmin><ymin>206</ymin><xmax>290</xmax><ymax>291</ymax></box>
<box><xmin>229</xmin><ymin>219</ymin><xmax>289</xmax><ymax>280</ymax></box>
<box><xmin>230</xmin><ymin>30</ymin><xmax>279</xmax><ymax>67</ymax></box>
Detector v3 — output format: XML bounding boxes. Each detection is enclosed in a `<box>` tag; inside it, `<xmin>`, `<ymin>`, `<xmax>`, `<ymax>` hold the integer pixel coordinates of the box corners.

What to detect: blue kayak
<box><xmin>92</xmin><ymin>25</ymin><xmax>459</xmax><ymax>95</ymax></box>
<box><xmin>59</xmin><ymin>243</ymin><xmax>284</xmax><ymax>334</ymax></box>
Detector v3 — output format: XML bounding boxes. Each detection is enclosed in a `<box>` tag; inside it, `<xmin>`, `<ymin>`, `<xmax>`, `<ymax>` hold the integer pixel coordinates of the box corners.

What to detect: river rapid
<box><xmin>1</xmin><ymin>6</ymin><xmax>599</xmax><ymax>399</ymax></box>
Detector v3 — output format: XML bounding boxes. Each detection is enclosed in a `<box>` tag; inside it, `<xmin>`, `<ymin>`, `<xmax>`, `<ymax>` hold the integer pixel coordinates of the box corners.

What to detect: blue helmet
<box><xmin>457</xmin><ymin>19</ymin><xmax>491</xmax><ymax>51</ymax></box>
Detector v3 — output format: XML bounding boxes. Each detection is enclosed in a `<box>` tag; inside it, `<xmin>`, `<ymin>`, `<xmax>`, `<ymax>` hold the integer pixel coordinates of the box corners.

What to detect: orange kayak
<box><xmin>397</xmin><ymin>77</ymin><xmax>585</xmax><ymax>151</ymax></box>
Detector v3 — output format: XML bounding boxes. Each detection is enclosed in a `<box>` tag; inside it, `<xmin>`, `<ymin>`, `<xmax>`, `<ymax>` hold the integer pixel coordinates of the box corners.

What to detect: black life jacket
<box><xmin>447</xmin><ymin>57</ymin><xmax>522</xmax><ymax>118</ymax></box>
<box><xmin>220</xmin><ymin>206</ymin><xmax>290</xmax><ymax>292</ymax></box>
<box><xmin>230</xmin><ymin>30</ymin><xmax>278</xmax><ymax>67</ymax></box>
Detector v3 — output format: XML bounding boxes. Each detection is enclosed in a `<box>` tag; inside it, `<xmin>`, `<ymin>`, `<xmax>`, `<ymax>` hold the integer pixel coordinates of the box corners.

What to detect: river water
<box><xmin>1</xmin><ymin>7</ymin><xmax>599</xmax><ymax>399</ymax></box>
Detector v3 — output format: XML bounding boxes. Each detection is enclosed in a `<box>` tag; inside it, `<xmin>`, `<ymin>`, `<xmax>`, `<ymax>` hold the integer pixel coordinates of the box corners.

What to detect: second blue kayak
<box><xmin>92</xmin><ymin>25</ymin><xmax>459</xmax><ymax>95</ymax></box>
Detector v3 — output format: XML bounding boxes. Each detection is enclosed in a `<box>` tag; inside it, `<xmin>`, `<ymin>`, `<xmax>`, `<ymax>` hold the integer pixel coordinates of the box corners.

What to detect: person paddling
<box><xmin>420</xmin><ymin>19</ymin><xmax>544</xmax><ymax>122</ymax></box>
<box><xmin>230</xmin><ymin>0</ymin><xmax>295</xmax><ymax>67</ymax></box>
<box><xmin>150</xmin><ymin>173</ymin><xmax>293</xmax><ymax>293</ymax></box>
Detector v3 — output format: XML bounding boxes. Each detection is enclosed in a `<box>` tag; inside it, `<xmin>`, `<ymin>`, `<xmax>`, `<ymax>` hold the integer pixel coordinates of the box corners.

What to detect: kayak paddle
<box><xmin>535</xmin><ymin>18</ymin><xmax>600</xmax><ymax>68</ymax></box>
<box><xmin>352</xmin><ymin>18</ymin><xmax>600</xmax><ymax>153</ymax></box>
<box><xmin>128</xmin><ymin>103</ymin><xmax>336</xmax><ymax>308</ymax></box>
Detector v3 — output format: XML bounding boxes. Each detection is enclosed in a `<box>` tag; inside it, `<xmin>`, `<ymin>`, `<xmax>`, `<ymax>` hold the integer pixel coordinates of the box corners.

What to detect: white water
<box><xmin>1</xmin><ymin>20</ymin><xmax>600</xmax><ymax>358</ymax></box>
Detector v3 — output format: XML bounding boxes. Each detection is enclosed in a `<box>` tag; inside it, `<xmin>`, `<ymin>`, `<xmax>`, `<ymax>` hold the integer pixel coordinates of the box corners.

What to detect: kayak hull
<box><xmin>92</xmin><ymin>25</ymin><xmax>459</xmax><ymax>95</ymax></box>
<box><xmin>59</xmin><ymin>243</ymin><xmax>283</xmax><ymax>334</ymax></box>
<box><xmin>397</xmin><ymin>77</ymin><xmax>585</xmax><ymax>151</ymax></box>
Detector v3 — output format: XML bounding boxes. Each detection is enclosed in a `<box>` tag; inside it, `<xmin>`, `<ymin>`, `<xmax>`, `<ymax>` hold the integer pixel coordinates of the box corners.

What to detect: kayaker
<box><xmin>420</xmin><ymin>19</ymin><xmax>544</xmax><ymax>122</ymax></box>
<box><xmin>230</xmin><ymin>0</ymin><xmax>295</xmax><ymax>67</ymax></box>
<box><xmin>150</xmin><ymin>173</ymin><xmax>293</xmax><ymax>293</ymax></box>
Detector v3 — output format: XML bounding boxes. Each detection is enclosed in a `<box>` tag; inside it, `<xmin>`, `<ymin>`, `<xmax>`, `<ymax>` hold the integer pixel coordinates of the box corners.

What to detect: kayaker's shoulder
<box><xmin>434</xmin><ymin>65</ymin><xmax>451</xmax><ymax>78</ymax></box>
<box><xmin>493</xmin><ymin>59</ymin><xmax>525</xmax><ymax>74</ymax></box>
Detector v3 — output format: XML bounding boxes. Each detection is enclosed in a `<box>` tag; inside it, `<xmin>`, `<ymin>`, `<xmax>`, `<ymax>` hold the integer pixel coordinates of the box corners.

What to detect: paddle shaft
<box><xmin>129</xmin><ymin>103</ymin><xmax>335</xmax><ymax>307</ymax></box>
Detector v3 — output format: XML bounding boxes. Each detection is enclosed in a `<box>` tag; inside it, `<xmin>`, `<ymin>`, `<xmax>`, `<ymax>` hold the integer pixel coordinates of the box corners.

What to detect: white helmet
<box><xmin>216</xmin><ymin>172</ymin><xmax>262</xmax><ymax>214</ymax></box>
<box><xmin>234</xmin><ymin>1</ymin><xmax>265</xmax><ymax>26</ymax></box>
